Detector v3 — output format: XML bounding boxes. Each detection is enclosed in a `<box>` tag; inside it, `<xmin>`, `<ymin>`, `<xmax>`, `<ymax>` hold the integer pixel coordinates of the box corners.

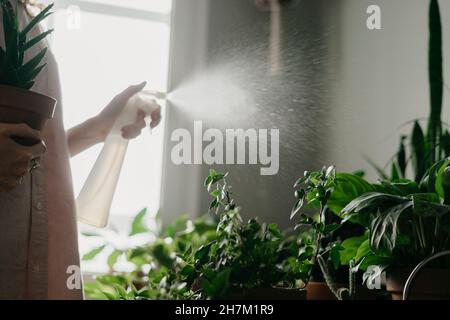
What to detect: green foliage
<box><xmin>84</xmin><ymin>172</ymin><xmax>310</xmax><ymax>300</ymax></box>
<box><xmin>0</xmin><ymin>1</ymin><xmax>54</xmax><ymax>89</ymax></box>
<box><xmin>287</xmin><ymin>0</ymin><xmax>450</xmax><ymax>293</ymax></box>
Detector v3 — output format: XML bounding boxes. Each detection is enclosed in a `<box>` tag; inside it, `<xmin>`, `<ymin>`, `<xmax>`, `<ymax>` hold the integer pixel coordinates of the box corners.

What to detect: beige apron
<box><xmin>0</xmin><ymin>4</ymin><xmax>83</xmax><ymax>299</ymax></box>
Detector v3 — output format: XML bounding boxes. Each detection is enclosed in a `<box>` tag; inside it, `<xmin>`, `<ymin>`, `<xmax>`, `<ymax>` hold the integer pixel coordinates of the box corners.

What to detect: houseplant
<box><xmin>83</xmin><ymin>170</ymin><xmax>311</xmax><ymax>300</ymax></box>
<box><xmin>0</xmin><ymin>1</ymin><xmax>55</xmax><ymax>145</ymax></box>
<box><xmin>290</xmin><ymin>0</ymin><xmax>450</xmax><ymax>300</ymax></box>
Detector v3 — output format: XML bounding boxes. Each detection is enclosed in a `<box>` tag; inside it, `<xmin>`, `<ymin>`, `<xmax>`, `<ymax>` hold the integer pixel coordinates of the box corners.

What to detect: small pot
<box><xmin>228</xmin><ymin>287</ymin><xmax>306</xmax><ymax>300</ymax></box>
<box><xmin>0</xmin><ymin>84</ymin><xmax>56</xmax><ymax>145</ymax></box>
<box><xmin>306</xmin><ymin>281</ymin><xmax>381</xmax><ymax>300</ymax></box>
<box><xmin>386</xmin><ymin>268</ymin><xmax>450</xmax><ymax>300</ymax></box>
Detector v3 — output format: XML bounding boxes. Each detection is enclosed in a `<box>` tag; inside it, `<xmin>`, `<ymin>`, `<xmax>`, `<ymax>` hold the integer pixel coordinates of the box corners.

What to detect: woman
<box><xmin>0</xmin><ymin>1</ymin><xmax>161</xmax><ymax>299</ymax></box>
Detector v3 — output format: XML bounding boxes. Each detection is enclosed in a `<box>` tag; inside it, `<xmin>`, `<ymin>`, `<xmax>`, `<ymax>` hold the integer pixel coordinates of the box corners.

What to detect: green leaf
<box><xmin>107</xmin><ymin>249</ymin><xmax>122</xmax><ymax>269</ymax></box>
<box><xmin>354</xmin><ymin>239</ymin><xmax>371</xmax><ymax>262</ymax></box>
<box><xmin>391</xmin><ymin>162</ymin><xmax>400</xmax><ymax>180</ymax></box>
<box><xmin>330</xmin><ymin>244</ymin><xmax>344</xmax><ymax>270</ymax></box>
<box><xmin>427</xmin><ymin>0</ymin><xmax>443</xmax><ymax>164</ymax></box>
<box><xmin>322</xmin><ymin>223</ymin><xmax>342</xmax><ymax>234</ymax></box>
<box><xmin>327</xmin><ymin>173</ymin><xmax>375</xmax><ymax>215</ymax></box>
<box><xmin>82</xmin><ymin>245</ymin><xmax>106</xmax><ymax>261</ymax></box>
<box><xmin>267</xmin><ymin>223</ymin><xmax>282</xmax><ymax>238</ymax></box>
<box><xmin>369</xmin><ymin>201</ymin><xmax>413</xmax><ymax>255</ymax></box>
<box><xmin>412</xmin><ymin>198</ymin><xmax>450</xmax><ymax>217</ymax></box>
<box><xmin>411</xmin><ymin>121</ymin><xmax>426</xmax><ymax>182</ymax></box>
<box><xmin>340</xmin><ymin>235</ymin><xmax>367</xmax><ymax>265</ymax></box>
<box><xmin>113</xmin><ymin>284</ymin><xmax>129</xmax><ymax>300</ymax></box>
<box><xmin>23</xmin><ymin>62</ymin><xmax>46</xmax><ymax>84</ymax></box>
<box><xmin>23</xmin><ymin>29</ymin><xmax>53</xmax><ymax>51</ymax></box>
<box><xmin>290</xmin><ymin>198</ymin><xmax>304</xmax><ymax>219</ymax></box>
<box><xmin>81</xmin><ymin>232</ymin><xmax>100</xmax><ymax>237</ymax></box>
<box><xmin>21</xmin><ymin>3</ymin><xmax>54</xmax><ymax>36</ymax></box>
<box><xmin>180</xmin><ymin>264</ymin><xmax>195</xmax><ymax>277</ymax></box>
<box><xmin>210</xmin><ymin>189</ymin><xmax>221</xmax><ymax>197</ymax></box>
<box><xmin>341</xmin><ymin>192</ymin><xmax>407</xmax><ymax>227</ymax></box>
<box><xmin>396</xmin><ymin>136</ymin><xmax>407</xmax><ymax>178</ymax></box>
<box><xmin>202</xmin><ymin>268</ymin><xmax>231</xmax><ymax>298</ymax></box>
<box><xmin>441</xmin><ymin>130</ymin><xmax>450</xmax><ymax>157</ymax></box>
<box><xmin>129</xmin><ymin>208</ymin><xmax>149</xmax><ymax>236</ymax></box>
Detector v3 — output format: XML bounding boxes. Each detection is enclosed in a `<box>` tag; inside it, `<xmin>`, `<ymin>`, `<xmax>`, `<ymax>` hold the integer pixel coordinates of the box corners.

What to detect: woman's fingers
<box><xmin>150</xmin><ymin>105</ymin><xmax>162</xmax><ymax>129</ymax></box>
<box><xmin>121</xmin><ymin>120</ymin><xmax>146</xmax><ymax>139</ymax></box>
<box><xmin>0</xmin><ymin>123</ymin><xmax>41</xmax><ymax>141</ymax></box>
<box><xmin>114</xmin><ymin>82</ymin><xmax>147</xmax><ymax>105</ymax></box>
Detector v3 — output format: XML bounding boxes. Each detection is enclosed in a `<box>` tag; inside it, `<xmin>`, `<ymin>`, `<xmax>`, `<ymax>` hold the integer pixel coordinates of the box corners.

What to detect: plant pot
<box><xmin>0</xmin><ymin>84</ymin><xmax>56</xmax><ymax>145</ymax></box>
<box><xmin>386</xmin><ymin>268</ymin><xmax>450</xmax><ymax>300</ymax></box>
<box><xmin>306</xmin><ymin>281</ymin><xmax>380</xmax><ymax>300</ymax></box>
<box><xmin>228</xmin><ymin>287</ymin><xmax>306</xmax><ymax>300</ymax></box>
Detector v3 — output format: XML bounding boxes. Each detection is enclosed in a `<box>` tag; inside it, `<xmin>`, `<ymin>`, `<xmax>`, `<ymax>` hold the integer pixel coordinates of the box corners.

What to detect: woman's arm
<box><xmin>66</xmin><ymin>117</ymin><xmax>106</xmax><ymax>157</ymax></box>
<box><xmin>66</xmin><ymin>82</ymin><xmax>161</xmax><ymax>157</ymax></box>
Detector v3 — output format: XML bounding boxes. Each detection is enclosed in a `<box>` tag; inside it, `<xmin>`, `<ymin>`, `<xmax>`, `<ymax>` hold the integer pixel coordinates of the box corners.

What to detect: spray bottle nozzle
<box><xmin>142</xmin><ymin>90</ymin><xmax>167</xmax><ymax>100</ymax></box>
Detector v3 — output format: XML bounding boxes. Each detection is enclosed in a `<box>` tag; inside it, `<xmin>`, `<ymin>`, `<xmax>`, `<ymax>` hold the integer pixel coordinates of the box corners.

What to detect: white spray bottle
<box><xmin>76</xmin><ymin>90</ymin><xmax>164</xmax><ymax>228</ymax></box>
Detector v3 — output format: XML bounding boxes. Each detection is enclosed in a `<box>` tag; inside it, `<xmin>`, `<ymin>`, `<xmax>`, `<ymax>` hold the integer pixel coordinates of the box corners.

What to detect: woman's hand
<box><xmin>0</xmin><ymin>123</ymin><xmax>46</xmax><ymax>192</ymax></box>
<box><xmin>67</xmin><ymin>82</ymin><xmax>162</xmax><ymax>157</ymax></box>
<box><xmin>95</xmin><ymin>81</ymin><xmax>162</xmax><ymax>141</ymax></box>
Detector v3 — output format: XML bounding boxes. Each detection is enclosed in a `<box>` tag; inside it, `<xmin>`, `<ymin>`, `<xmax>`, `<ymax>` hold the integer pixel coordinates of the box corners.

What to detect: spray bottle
<box><xmin>76</xmin><ymin>90</ymin><xmax>165</xmax><ymax>228</ymax></box>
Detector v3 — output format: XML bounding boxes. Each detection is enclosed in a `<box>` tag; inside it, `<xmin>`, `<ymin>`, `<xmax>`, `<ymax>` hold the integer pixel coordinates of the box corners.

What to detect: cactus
<box><xmin>0</xmin><ymin>0</ymin><xmax>54</xmax><ymax>90</ymax></box>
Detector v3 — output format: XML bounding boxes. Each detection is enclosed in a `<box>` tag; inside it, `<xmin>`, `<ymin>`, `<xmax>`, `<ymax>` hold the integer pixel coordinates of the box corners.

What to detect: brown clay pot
<box><xmin>306</xmin><ymin>281</ymin><xmax>380</xmax><ymax>300</ymax></box>
<box><xmin>0</xmin><ymin>84</ymin><xmax>56</xmax><ymax>144</ymax></box>
<box><xmin>386</xmin><ymin>268</ymin><xmax>450</xmax><ymax>300</ymax></box>
<box><xmin>228</xmin><ymin>287</ymin><xmax>306</xmax><ymax>300</ymax></box>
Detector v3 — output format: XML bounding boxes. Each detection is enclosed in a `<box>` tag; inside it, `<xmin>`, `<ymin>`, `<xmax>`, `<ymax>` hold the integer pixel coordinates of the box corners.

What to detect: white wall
<box><xmin>160</xmin><ymin>0</ymin><xmax>450</xmax><ymax>228</ymax></box>
<box><xmin>329</xmin><ymin>0</ymin><xmax>450</xmax><ymax>180</ymax></box>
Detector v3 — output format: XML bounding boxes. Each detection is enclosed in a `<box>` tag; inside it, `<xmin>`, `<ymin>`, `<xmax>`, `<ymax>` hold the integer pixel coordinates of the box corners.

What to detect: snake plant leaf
<box><xmin>20</xmin><ymin>3</ymin><xmax>54</xmax><ymax>36</ymax></box>
<box><xmin>411</xmin><ymin>121</ymin><xmax>426</xmax><ymax>182</ymax></box>
<box><xmin>0</xmin><ymin>46</ymin><xmax>4</xmax><ymax>65</ymax></box>
<box><xmin>396</xmin><ymin>136</ymin><xmax>407</xmax><ymax>178</ymax></box>
<box><xmin>391</xmin><ymin>162</ymin><xmax>400</xmax><ymax>180</ymax></box>
<box><xmin>441</xmin><ymin>130</ymin><xmax>450</xmax><ymax>157</ymax></box>
<box><xmin>427</xmin><ymin>0</ymin><xmax>443</xmax><ymax>163</ymax></box>
<box><xmin>23</xmin><ymin>29</ymin><xmax>54</xmax><ymax>51</ymax></box>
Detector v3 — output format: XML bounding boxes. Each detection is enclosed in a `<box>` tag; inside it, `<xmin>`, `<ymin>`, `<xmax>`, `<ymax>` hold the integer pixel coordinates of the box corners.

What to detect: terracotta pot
<box><xmin>386</xmin><ymin>268</ymin><xmax>450</xmax><ymax>300</ymax></box>
<box><xmin>228</xmin><ymin>287</ymin><xmax>306</xmax><ymax>300</ymax></box>
<box><xmin>0</xmin><ymin>84</ymin><xmax>56</xmax><ymax>145</ymax></box>
<box><xmin>306</xmin><ymin>281</ymin><xmax>380</xmax><ymax>300</ymax></box>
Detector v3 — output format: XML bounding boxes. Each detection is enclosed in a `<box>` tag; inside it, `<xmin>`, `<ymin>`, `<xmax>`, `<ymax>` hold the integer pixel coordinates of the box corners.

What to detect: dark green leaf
<box><xmin>82</xmin><ymin>245</ymin><xmax>106</xmax><ymax>261</ymax></box>
<box><xmin>107</xmin><ymin>250</ymin><xmax>122</xmax><ymax>269</ymax></box>
<box><xmin>129</xmin><ymin>208</ymin><xmax>149</xmax><ymax>236</ymax></box>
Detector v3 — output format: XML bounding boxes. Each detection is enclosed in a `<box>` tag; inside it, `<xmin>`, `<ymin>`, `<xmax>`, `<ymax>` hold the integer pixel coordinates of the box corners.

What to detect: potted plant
<box><xmin>291</xmin><ymin>166</ymin><xmax>386</xmax><ymax>300</ymax></box>
<box><xmin>83</xmin><ymin>171</ymin><xmax>310</xmax><ymax>300</ymax></box>
<box><xmin>290</xmin><ymin>0</ymin><xmax>450</xmax><ymax>300</ymax></box>
<box><xmin>0</xmin><ymin>1</ymin><xmax>55</xmax><ymax>145</ymax></box>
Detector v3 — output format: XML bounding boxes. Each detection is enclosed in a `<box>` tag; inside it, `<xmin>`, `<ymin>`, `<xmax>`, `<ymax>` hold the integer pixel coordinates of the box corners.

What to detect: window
<box><xmin>49</xmin><ymin>0</ymin><xmax>172</xmax><ymax>272</ymax></box>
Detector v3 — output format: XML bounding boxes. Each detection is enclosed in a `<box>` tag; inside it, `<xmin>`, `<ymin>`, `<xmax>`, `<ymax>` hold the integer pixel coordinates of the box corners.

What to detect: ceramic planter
<box><xmin>0</xmin><ymin>84</ymin><xmax>56</xmax><ymax>145</ymax></box>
